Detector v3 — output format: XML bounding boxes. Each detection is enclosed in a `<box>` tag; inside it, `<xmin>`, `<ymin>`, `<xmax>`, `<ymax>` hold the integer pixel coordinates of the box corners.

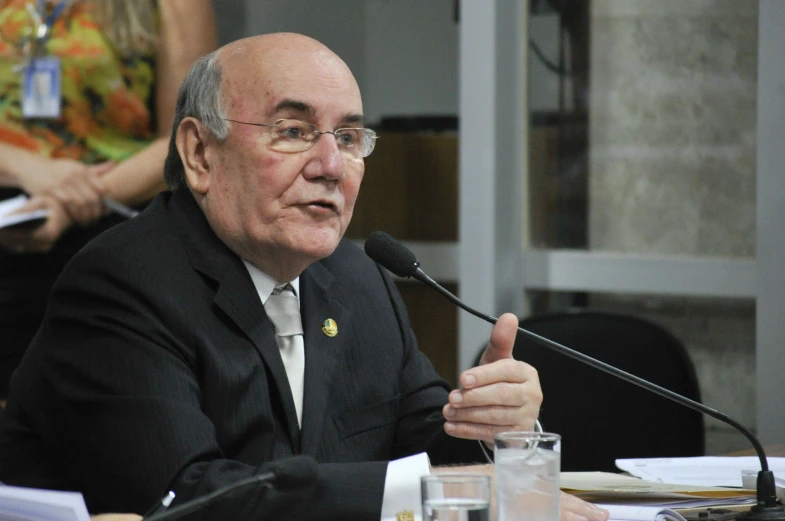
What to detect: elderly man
<box><xmin>0</xmin><ymin>34</ymin><xmax>608</xmax><ymax>521</ymax></box>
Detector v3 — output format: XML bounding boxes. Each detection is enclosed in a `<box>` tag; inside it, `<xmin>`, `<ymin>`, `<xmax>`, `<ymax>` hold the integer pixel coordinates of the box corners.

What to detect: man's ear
<box><xmin>176</xmin><ymin>117</ymin><xmax>213</xmax><ymax>195</ymax></box>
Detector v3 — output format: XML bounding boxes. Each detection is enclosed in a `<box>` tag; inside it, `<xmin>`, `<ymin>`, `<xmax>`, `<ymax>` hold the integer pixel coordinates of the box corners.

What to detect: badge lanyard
<box><xmin>20</xmin><ymin>0</ymin><xmax>73</xmax><ymax>119</ymax></box>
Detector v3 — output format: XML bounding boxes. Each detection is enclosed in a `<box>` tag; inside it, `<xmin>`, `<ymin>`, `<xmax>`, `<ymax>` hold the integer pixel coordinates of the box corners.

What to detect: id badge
<box><xmin>22</xmin><ymin>56</ymin><xmax>61</xmax><ymax>119</ymax></box>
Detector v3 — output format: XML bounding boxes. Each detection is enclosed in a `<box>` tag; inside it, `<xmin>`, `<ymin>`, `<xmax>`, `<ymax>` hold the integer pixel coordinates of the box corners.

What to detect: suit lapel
<box><xmin>298</xmin><ymin>261</ymin><xmax>351</xmax><ymax>455</ymax></box>
<box><xmin>168</xmin><ymin>187</ymin><xmax>301</xmax><ymax>450</ymax></box>
<box><xmin>213</xmin><ymin>267</ymin><xmax>301</xmax><ymax>450</ymax></box>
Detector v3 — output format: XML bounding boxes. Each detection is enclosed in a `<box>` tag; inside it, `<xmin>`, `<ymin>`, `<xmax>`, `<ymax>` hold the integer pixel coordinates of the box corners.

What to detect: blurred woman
<box><xmin>0</xmin><ymin>0</ymin><xmax>217</xmax><ymax>399</ymax></box>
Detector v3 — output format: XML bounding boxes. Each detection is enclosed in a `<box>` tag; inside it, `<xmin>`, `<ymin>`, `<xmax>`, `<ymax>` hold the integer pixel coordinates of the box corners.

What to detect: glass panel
<box><xmin>526</xmin><ymin>290</ymin><xmax>755</xmax><ymax>455</ymax></box>
<box><xmin>527</xmin><ymin>0</ymin><xmax>757</xmax><ymax>258</ymax></box>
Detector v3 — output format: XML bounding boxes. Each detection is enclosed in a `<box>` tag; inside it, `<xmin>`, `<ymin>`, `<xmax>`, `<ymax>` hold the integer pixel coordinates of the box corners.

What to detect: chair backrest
<box><xmin>483</xmin><ymin>309</ymin><xmax>705</xmax><ymax>472</ymax></box>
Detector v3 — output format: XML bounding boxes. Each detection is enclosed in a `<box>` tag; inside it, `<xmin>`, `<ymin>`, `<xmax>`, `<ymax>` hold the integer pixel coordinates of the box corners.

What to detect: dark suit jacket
<box><xmin>0</xmin><ymin>187</ymin><xmax>483</xmax><ymax>520</ymax></box>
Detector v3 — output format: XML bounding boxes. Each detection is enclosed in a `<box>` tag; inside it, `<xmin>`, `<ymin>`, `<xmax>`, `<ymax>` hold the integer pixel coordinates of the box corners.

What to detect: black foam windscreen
<box><xmin>364</xmin><ymin>231</ymin><xmax>418</xmax><ymax>278</ymax></box>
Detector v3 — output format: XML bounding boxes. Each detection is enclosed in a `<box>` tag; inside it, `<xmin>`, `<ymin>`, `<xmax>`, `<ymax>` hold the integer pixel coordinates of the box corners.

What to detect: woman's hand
<box><xmin>0</xmin><ymin>195</ymin><xmax>74</xmax><ymax>254</ymax></box>
<box><xmin>16</xmin><ymin>157</ymin><xmax>89</xmax><ymax>195</ymax></box>
<box><xmin>44</xmin><ymin>162</ymin><xmax>114</xmax><ymax>225</ymax></box>
<box><xmin>0</xmin><ymin>144</ymin><xmax>113</xmax><ymax>222</ymax></box>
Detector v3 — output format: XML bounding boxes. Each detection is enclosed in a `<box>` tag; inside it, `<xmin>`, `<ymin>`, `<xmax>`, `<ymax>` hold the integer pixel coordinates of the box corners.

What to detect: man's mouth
<box><xmin>303</xmin><ymin>200</ymin><xmax>338</xmax><ymax>212</ymax></box>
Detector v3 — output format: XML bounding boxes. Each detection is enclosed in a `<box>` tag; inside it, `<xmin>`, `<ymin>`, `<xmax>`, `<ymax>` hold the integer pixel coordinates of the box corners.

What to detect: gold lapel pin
<box><xmin>322</xmin><ymin>318</ymin><xmax>338</xmax><ymax>337</ymax></box>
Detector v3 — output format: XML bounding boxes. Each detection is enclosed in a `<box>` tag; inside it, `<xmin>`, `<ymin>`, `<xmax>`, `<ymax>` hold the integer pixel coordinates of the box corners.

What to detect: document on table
<box><xmin>615</xmin><ymin>456</ymin><xmax>785</xmax><ymax>499</ymax></box>
<box><xmin>0</xmin><ymin>484</ymin><xmax>90</xmax><ymax>521</ymax></box>
<box><xmin>562</xmin><ymin>472</ymin><xmax>755</xmax><ymax>498</ymax></box>
<box><xmin>561</xmin><ymin>472</ymin><xmax>756</xmax><ymax>509</ymax></box>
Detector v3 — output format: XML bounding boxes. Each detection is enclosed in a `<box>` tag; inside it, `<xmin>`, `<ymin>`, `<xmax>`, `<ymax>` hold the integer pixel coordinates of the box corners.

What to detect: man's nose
<box><xmin>302</xmin><ymin>133</ymin><xmax>344</xmax><ymax>181</ymax></box>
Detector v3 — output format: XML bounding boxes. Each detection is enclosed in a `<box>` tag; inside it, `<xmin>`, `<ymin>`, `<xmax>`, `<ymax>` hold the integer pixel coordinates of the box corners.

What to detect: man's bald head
<box><xmin>163</xmin><ymin>33</ymin><xmax>360</xmax><ymax>189</ymax></box>
<box><xmin>218</xmin><ymin>32</ymin><xmax>350</xmax><ymax>72</ymax></box>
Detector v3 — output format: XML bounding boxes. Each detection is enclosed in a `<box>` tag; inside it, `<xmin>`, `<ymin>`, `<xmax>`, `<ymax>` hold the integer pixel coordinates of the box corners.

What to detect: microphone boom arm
<box><xmin>364</xmin><ymin>230</ymin><xmax>782</xmax><ymax>520</ymax></box>
<box><xmin>413</xmin><ymin>267</ymin><xmax>769</xmax><ymax>472</ymax></box>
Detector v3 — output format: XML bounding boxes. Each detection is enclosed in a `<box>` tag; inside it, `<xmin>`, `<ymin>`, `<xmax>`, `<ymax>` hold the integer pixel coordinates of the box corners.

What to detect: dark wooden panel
<box><xmin>348</xmin><ymin>133</ymin><xmax>458</xmax><ymax>242</ymax></box>
<box><xmin>396</xmin><ymin>281</ymin><xmax>458</xmax><ymax>387</ymax></box>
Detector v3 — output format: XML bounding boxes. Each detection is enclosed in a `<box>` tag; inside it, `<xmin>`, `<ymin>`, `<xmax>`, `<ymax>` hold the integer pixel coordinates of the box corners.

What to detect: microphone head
<box><xmin>364</xmin><ymin>231</ymin><xmax>419</xmax><ymax>278</ymax></box>
<box><xmin>270</xmin><ymin>455</ymin><xmax>318</xmax><ymax>492</ymax></box>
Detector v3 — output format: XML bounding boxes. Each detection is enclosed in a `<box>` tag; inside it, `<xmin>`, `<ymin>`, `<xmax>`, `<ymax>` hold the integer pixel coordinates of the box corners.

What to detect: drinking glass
<box><xmin>494</xmin><ymin>431</ymin><xmax>561</xmax><ymax>521</ymax></box>
<box><xmin>421</xmin><ymin>474</ymin><xmax>491</xmax><ymax>521</ymax></box>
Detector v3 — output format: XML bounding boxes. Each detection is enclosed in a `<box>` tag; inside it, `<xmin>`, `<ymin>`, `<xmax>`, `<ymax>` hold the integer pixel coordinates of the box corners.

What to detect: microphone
<box><xmin>143</xmin><ymin>455</ymin><xmax>318</xmax><ymax>521</ymax></box>
<box><xmin>364</xmin><ymin>231</ymin><xmax>785</xmax><ymax>521</ymax></box>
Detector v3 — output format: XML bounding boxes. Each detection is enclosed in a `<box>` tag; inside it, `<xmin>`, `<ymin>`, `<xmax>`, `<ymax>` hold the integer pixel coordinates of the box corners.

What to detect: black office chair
<box><xmin>478</xmin><ymin>309</ymin><xmax>705</xmax><ymax>472</ymax></box>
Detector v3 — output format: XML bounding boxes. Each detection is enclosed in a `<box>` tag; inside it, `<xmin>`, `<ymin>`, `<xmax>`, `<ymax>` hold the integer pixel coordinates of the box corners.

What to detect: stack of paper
<box><xmin>616</xmin><ymin>456</ymin><xmax>785</xmax><ymax>501</ymax></box>
<box><xmin>0</xmin><ymin>484</ymin><xmax>90</xmax><ymax>521</ymax></box>
<box><xmin>561</xmin><ymin>471</ymin><xmax>756</xmax><ymax>509</ymax></box>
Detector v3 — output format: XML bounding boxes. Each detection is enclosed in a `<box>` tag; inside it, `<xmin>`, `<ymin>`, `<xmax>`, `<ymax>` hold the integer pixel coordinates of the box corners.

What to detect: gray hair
<box><xmin>164</xmin><ymin>49</ymin><xmax>229</xmax><ymax>189</ymax></box>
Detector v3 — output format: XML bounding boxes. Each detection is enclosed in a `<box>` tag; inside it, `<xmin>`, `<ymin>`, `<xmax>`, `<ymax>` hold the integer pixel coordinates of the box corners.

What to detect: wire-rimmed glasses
<box><xmin>223</xmin><ymin>118</ymin><xmax>378</xmax><ymax>159</ymax></box>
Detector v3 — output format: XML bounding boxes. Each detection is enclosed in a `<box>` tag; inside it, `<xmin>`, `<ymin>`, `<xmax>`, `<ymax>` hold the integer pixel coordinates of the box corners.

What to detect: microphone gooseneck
<box><xmin>365</xmin><ymin>232</ymin><xmax>784</xmax><ymax>521</ymax></box>
<box><xmin>143</xmin><ymin>455</ymin><xmax>318</xmax><ymax>521</ymax></box>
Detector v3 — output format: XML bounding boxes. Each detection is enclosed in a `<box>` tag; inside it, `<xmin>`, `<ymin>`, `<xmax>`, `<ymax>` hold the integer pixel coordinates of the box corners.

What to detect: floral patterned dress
<box><xmin>0</xmin><ymin>0</ymin><xmax>156</xmax><ymax>163</ymax></box>
<box><xmin>0</xmin><ymin>0</ymin><xmax>158</xmax><ymax>397</ymax></box>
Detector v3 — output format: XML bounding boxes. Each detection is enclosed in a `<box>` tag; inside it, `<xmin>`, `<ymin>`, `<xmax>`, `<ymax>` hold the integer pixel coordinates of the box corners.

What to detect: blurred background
<box><xmin>212</xmin><ymin>0</ymin><xmax>784</xmax><ymax>456</ymax></box>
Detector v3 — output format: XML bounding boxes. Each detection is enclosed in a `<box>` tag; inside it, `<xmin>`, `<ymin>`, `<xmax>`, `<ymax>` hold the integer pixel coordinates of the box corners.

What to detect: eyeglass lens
<box><xmin>268</xmin><ymin>119</ymin><xmax>375</xmax><ymax>158</ymax></box>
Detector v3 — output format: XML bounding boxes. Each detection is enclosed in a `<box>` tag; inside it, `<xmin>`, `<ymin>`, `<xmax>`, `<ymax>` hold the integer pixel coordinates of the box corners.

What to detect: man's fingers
<box><xmin>561</xmin><ymin>511</ymin><xmax>589</xmax><ymax>521</ymax></box>
<box><xmin>449</xmin><ymin>380</ymin><xmax>537</xmax><ymax>409</ymax></box>
<box><xmin>443</xmin><ymin>420</ymin><xmax>513</xmax><ymax>444</ymax></box>
<box><xmin>443</xmin><ymin>403</ymin><xmax>538</xmax><ymax>430</ymax></box>
<box><xmin>458</xmin><ymin>359</ymin><xmax>539</xmax><ymax>390</ymax></box>
<box><xmin>560</xmin><ymin>492</ymin><xmax>609</xmax><ymax>521</ymax></box>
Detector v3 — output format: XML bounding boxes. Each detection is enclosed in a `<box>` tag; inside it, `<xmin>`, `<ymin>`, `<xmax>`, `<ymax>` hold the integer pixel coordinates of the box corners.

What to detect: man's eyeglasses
<box><xmin>222</xmin><ymin>118</ymin><xmax>378</xmax><ymax>159</ymax></box>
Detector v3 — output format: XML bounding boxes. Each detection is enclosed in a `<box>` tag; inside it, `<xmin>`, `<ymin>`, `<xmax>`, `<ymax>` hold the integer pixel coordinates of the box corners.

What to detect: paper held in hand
<box><xmin>0</xmin><ymin>484</ymin><xmax>90</xmax><ymax>521</ymax></box>
<box><xmin>0</xmin><ymin>195</ymin><xmax>49</xmax><ymax>231</ymax></box>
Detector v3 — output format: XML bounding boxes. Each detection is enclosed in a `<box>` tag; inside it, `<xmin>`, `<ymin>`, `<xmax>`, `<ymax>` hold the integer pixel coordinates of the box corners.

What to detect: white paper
<box><xmin>0</xmin><ymin>195</ymin><xmax>28</xmax><ymax>215</ymax></box>
<box><xmin>0</xmin><ymin>195</ymin><xmax>49</xmax><ymax>230</ymax></box>
<box><xmin>615</xmin><ymin>456</ymin><xmax>785</xmax><ymax>499</ymax></box>
<box><xmin>0</xmin><ymin>484</ymin><xmax>91</xmax><ymax>521</ymax></box>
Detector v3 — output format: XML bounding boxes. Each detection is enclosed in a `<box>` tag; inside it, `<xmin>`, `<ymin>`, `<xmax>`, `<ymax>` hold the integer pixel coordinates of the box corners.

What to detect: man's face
<box><xmin>202</xmin><ymin>45</ymin><xmax>365</xmax><ymax>277</ymax></box>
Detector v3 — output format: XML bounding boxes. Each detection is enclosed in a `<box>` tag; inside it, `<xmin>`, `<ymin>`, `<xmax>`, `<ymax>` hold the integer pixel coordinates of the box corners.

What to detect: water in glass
<box><xmin>496</xmin><ymin>447</ymin><xmax>560</xmax><ymax>521</ymax></box>
<box><xmin>423</xmin><ymin>498</ymin><xmax>491</xmax><ymax>521</ymax></box>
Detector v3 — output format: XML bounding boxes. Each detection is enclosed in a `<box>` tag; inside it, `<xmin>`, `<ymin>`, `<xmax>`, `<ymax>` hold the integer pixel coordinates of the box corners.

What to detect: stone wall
<box><xmin>588</xmin><ymin>0</ymin><xmax>758</xmax><ymax>453</ymax></box>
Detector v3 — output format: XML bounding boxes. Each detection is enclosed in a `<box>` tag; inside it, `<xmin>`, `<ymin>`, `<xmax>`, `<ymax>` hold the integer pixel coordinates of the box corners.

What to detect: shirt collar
<box><xmin>242</xmin><ymin>260</ymin><xmax>301</xmax><ymax>306</ymax></box>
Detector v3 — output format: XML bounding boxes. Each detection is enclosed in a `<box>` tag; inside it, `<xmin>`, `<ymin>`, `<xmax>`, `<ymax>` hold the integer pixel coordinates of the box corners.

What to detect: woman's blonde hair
<box><xmin>89</xmin><ymin>0</ymin><xmax>158</xmax><ymax>56</ymax></box>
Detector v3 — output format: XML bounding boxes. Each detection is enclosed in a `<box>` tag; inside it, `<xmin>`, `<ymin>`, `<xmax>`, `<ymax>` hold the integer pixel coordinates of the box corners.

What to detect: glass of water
<box><xmin>494</xmin><ymin>431</ymin><xmax>561</xmax><ymax>521</ymax></box>
<box><xmin>421</xmin><ymin>474</ymin><xmax>491</xmax><ymax>521</ymax></box>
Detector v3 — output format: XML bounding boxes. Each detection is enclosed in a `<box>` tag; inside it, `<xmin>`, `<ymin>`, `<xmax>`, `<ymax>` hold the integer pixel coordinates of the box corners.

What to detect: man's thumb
<box><xmin>480</xmin><ymin>312</ymin><xmax>518</xmax><ymax>365</ymax></box>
